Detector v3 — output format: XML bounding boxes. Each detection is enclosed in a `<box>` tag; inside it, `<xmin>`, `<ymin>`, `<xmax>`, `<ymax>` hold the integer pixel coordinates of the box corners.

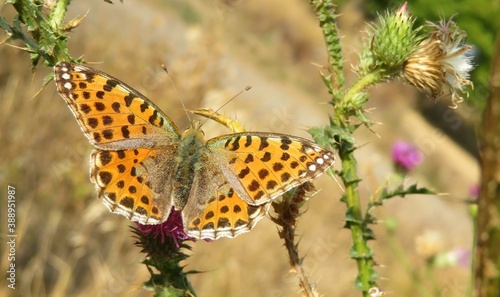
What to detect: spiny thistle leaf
<box><xmin>375</xmin><ymin>183</ymin><xmax>436</xmax><ymax>204</ymax></box>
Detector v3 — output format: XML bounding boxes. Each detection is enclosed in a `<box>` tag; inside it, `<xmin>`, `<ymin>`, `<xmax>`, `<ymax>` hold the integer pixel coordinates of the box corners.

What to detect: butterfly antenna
<box><xmin>199</xmin><ymin>85</ymin><xmax>252</xmax><ymax>127</ymax></box>
<box><xmin>161</xmin><ymin>64</ymin><xmax>193</xmax><ymax>125</ymax></box>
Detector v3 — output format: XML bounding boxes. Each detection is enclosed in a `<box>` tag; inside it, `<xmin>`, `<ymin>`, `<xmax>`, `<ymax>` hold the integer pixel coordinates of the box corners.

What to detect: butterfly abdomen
<box><xmin>172</xmin><ymin>128</ymin><xmax>207</xmax><ymax>210</ymax></box>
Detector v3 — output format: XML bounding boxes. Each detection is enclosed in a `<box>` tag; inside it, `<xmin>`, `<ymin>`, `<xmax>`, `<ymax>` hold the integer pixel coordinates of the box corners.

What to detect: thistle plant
<box><xmin>1</xmin><ymin>1</ymin><xmax>485</xmax><ymax>297</ymax></box>
<box><xmin>309</xmin><ymin>1</ymin><xmax>473</xmax><ymax>295</ymax></box>
<box><xmin>133</xmin><ymin>211</ymin><xmax>197</xmax><ymax>297</ymax></box>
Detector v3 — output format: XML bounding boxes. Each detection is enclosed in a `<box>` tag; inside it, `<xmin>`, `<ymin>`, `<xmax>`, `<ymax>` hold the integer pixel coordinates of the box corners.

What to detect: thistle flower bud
<box><xmin>403</xmin><ymin>17</ymin><xmax>474</xmax><ymax>107</ymax></box>
<box><xmin>370</xmin><ymin>3</ymin><xmax>422</xmax><ymax>69</ymax></box>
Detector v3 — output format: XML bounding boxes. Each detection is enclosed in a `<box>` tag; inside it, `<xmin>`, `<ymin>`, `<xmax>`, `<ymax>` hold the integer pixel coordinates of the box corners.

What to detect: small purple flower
<box><xmin>392</xmin><ymin>140</ymin><xmax>423</xmax><ymax>172</ymax></box>
<box><xmin>469</xmin><ymin>184</ymin><xmax>480</xmax><ymax>198</ymax></box>
<box><xmin>453</xmin><ymin>247</ymin><xmax>471</xmax><ymax>268</ymax></box>
<box><xmin>136</xmin><ymin>208</ymin><xmax>194</xmax><ymax>248</ymax></box>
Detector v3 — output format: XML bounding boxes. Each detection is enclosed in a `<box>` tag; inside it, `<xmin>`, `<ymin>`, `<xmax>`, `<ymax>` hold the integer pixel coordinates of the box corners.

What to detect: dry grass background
<box><xmin>0</xmin><ymin>0</ymin><xmax>479</xmax><ymax>296</ymax></box>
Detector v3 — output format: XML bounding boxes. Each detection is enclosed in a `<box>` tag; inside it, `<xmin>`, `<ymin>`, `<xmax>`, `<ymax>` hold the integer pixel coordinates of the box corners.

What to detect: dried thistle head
<box><xmin>403</xmin><ymin>17</ymin><xmax>474</xmax><ymax>107</ymax></box>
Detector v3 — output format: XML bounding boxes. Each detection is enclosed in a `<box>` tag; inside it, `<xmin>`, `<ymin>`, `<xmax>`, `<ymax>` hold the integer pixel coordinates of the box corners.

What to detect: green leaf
<box><xmin>363</xmin><ymin>227</ymin><xmax>376</xmax><ymax>241</ymax></box>
<box><xmin>349</xmin><ymin>245</ymin><xmax>374</xmax><ymax>260</ymax></box>
<box><xmin>0</xmin><ymin>16</ymin><xmax>13</xmax><ymax>34</ymax></box>
<box><xmin>1</xmin><ymin>0</ymin><xmax>73</xmax><ymax>68</ymax></box>
<box><xmin>383</xmin><ymin>183</ymin><xmax>435</xmax><ymax>200</ymax></box>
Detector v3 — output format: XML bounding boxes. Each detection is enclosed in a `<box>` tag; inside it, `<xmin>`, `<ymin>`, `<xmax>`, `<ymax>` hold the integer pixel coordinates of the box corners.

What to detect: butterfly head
<box><xmin>181</xmin><ymin>119</ymin><xmax>205</xmax><ymax>139</ymax></box>
<box><xmin>178</xmin><ymin>119</ymin><xmax>207</xmax><ymax>155</ymax></box>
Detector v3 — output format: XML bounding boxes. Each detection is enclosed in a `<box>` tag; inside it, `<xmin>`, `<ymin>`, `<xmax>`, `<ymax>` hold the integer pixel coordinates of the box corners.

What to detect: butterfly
<box><xmin>54</xmin><ymin>62</ymin><xmax>335</xmax><ymax>240</ymax></box>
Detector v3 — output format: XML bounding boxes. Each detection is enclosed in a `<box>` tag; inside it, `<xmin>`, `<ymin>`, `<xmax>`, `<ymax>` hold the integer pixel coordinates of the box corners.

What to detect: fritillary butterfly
<box><xmin>54</xmin><ymin>62</ymin><xmax>335</xmax><ymax>240</ymax></box>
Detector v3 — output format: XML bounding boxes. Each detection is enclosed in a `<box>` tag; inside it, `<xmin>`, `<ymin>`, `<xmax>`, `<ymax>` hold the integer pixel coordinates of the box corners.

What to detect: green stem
<box><xmin>309</xmin><ymin>1</ymin><xmax>381</xmax><ymax>294</ymax></box>
<box><xmin>310</xmin><ymin>0</ymin><xmax>344</xmax><ymax>94</ymax></box>
<box><xmin>423</xmin><ymin>261</ymin><xmax>442</xmax><ymax>297</ymax></box>
<box><xmin>339</xmin><ymin>143</ymin><xmax>376</xmax><ymax>294</ymax></box>
<box><xmin>49</xmin><ymin>0</ymin><xmax>71</xmax><ymax>29</ymax></box>
<box><xmin>341</xmin><ymin>71</ymin><xmax>381</xmax><ymax>108</ymax></box>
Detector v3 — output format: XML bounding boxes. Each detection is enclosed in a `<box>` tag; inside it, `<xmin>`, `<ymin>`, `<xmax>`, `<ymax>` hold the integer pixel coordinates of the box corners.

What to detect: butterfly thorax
<box><xmin>172</xmin><ymin>127</ymin><xmax>207</xmax><ymax>210</ymax></box>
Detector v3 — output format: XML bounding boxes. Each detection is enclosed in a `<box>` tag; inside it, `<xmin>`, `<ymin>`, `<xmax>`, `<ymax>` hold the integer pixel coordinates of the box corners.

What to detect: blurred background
<box><xmin>0</xmin><ymin>0</ymin><xmax>496</xmax><ymax>296</ymax></box>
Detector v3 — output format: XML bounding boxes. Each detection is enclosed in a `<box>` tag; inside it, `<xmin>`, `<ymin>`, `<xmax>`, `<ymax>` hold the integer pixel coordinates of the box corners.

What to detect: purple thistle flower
<box><xmin>453</xmin><ymin>247</ymin><xmax>471</xmax><ymax>268</ymax></box>
<box><xmin>136</xmin><ymin>208</ymin><xmax>194</xmax><ymax>248</ymax></box>
<box><xmin>469</xmin><ymin>184</ymin><xmax>480</xmax><ymax>198</ymax></box>
<box><xmin>391</xmin><ymin>140</ymin><xmax>423</xmax><ymax>172</ymax></box>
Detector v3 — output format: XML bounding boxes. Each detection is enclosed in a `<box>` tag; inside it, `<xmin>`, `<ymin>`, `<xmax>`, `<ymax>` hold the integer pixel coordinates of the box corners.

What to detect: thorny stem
<box><xmin>49</xmin><ymin>0</ymin><xmax>71</xmax><ymax>29</ymax></box>
<box><xmin>309</xmin><ymin>1</ymin><xmax>378</xmax><ymax>295</ymax></box>
<box><xmin>272</xmin><ymin>183</ymin><xmax>319</xmax><ymax>297</ymax></box>
<box><xmin>311</xmin><ymin>0</ymin><xmax>344</xmax><ymax>95</ymax></box>
<box><xmin>283</xmin><ymin>221</ymin><xmax>317</xmax><ymax>297</ymax></box>
<box><xmin>339</xmin><ymin>145</ymin><xmax>376</xmax><ymax>293</ymax></box>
